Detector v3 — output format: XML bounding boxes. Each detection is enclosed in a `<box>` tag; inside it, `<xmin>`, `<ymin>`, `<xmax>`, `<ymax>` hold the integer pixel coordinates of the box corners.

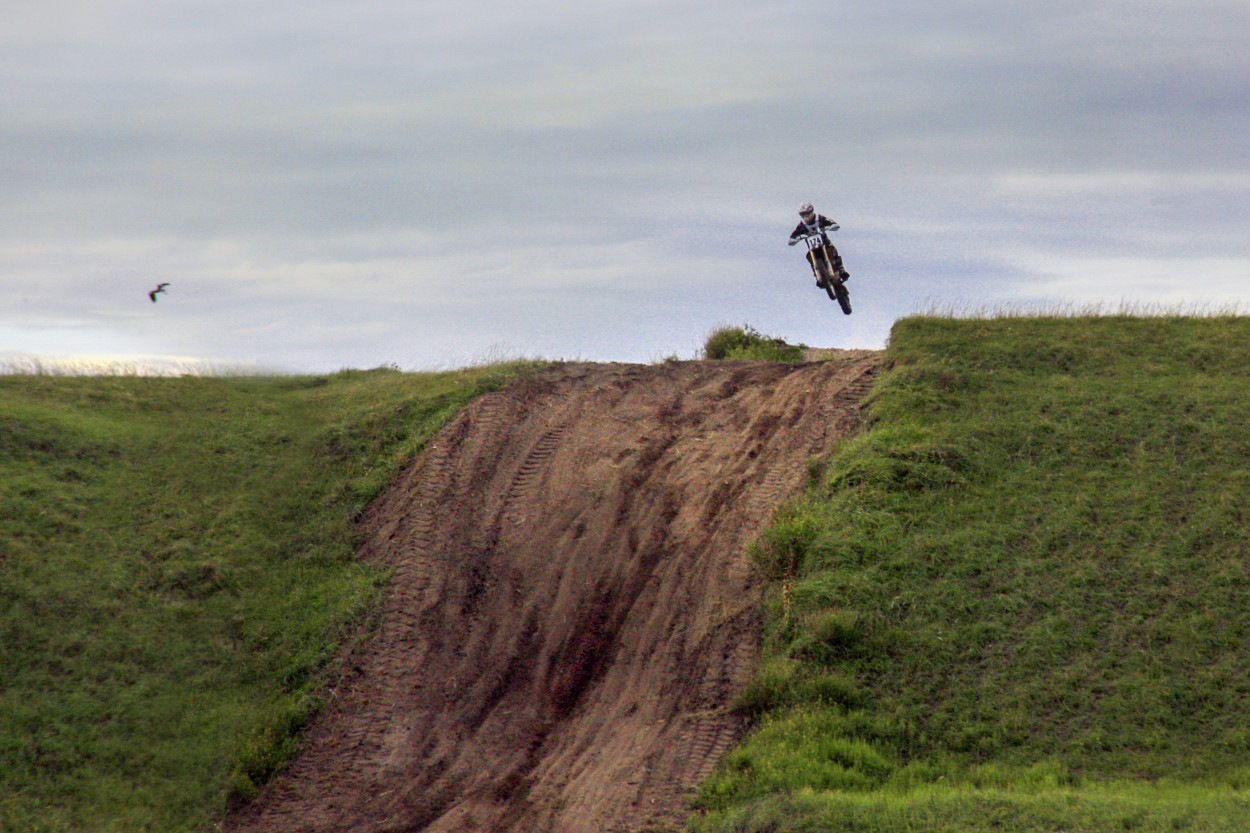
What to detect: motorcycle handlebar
<box><xmin>789</xmin><ymin>225</ymin><xmax>840</xmax><ymax>245</ymax></box>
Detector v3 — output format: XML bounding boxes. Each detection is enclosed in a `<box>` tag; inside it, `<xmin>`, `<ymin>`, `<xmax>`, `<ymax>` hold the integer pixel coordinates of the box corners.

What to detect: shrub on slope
<box><xmin>703</xmin><ymin>324</ymin><xmax>805</xmax><ymax>362</ymax></box>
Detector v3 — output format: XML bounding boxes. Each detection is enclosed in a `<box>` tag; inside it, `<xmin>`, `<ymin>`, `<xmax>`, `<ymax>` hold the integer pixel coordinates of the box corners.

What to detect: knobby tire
<box><xmin>833</xmin><ymin>280</ymin><xmax>852</xmax><ymax>315</ymax></box>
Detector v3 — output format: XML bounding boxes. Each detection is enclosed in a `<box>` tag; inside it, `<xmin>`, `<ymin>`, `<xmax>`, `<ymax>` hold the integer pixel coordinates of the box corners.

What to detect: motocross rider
<box><xmin>788</xmin><ymin>202</ymin><xmax>850</xmax><ymax>286</ymax></box>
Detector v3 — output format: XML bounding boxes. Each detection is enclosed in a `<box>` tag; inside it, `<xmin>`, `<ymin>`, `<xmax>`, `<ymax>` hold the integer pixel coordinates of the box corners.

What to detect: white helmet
<box><xmin>798</xmin><ymin>202</ymin><xmax>815</xmax><ymax>217</ymax></box>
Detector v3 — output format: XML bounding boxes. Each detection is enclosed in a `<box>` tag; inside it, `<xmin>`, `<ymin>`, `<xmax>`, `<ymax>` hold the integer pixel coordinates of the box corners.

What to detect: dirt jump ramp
<box><xmin>227</xmin><ymin>354</ymin><xmax>880</xmax><ymax>833</ymax></box>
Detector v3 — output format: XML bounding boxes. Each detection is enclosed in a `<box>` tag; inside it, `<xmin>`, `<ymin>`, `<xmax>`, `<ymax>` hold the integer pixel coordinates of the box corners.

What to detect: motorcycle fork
<box><xmin>809</xmin><ymin>247</ymin><xmax>836</xmax><ymax>284</ymax></box>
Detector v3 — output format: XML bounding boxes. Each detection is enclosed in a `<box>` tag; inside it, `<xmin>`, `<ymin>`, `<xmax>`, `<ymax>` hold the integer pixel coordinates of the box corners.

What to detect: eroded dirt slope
<box><xmin>227</xmin><ymin>354</ymin><xmax>880</xmax><ymax>833</ymax></box>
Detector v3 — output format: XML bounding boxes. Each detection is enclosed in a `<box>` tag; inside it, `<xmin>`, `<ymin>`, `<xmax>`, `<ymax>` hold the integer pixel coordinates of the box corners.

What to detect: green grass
<box><xmin>702</xmin><ymin>324</ymin><xmax>806</xmax><ymax>362</ymax></box>
<box><xmin>0</xmin><ymin>361</ymin><xmax>541</xmax><ymax>832</ymax></box>
<box><xmin>693</xmin><ymin>315</ymin><xmax>1250</xmax><ymax>832</ymax></box>
<box><xmin>11</xmin><ymin>315</ymin><xmax>1250</xmax><ymax>832</ymax></box>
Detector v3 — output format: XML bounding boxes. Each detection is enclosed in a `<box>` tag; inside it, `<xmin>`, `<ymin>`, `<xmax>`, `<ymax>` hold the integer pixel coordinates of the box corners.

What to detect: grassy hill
<box><xmin>6</xmin><ymin>316</ymin><xmax>1250</xmax><ymax>832</ymax></box>
<box><xmin>0</xmin><ymin>362</ymin><xmax>539</xmax><ymax>832</ymax></box>
<box><xmin>693</xmin><ymin>315</ymin><xmax>1250</xmax><ymax>832</ymax></box>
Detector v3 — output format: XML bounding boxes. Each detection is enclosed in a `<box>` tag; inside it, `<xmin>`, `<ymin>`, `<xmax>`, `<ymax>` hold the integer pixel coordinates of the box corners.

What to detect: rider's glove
<box><xmin>787</xmin><ymin>239</ymin><xmax>797</xmax><ymax>246</ymax></box>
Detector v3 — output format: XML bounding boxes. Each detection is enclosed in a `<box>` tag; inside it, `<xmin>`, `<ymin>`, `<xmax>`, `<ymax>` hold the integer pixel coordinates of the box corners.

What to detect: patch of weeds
<box><xmin>703</xmin><ymin>325</ymin><xmax>806</xmax><ymax>362</ymax></box>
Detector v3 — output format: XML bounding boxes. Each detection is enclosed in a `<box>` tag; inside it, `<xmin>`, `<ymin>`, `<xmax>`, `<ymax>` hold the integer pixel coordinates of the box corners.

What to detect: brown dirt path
<box><xmin>226</xmin><ymin>353</ymin><xmax>880</xmax><ymax>833</ymax></box>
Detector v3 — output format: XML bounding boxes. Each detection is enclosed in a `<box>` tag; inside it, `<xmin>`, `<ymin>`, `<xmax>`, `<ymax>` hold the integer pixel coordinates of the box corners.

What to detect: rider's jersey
<box><xmin>788</xmin><ymin>214</ymin><xmax>839</xmax><ymax>245</ymax></box>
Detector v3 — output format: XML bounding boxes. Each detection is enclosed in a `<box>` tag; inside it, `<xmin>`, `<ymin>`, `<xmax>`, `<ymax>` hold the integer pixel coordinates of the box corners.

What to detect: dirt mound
<box><xmin>226</xmin><ymin>355</ymin><xmax>880</xmax><ymax>833</ymax></box>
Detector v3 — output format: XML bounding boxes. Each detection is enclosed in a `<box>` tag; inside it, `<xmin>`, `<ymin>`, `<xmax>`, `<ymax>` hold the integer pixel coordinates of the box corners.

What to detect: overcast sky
<box><xmin>3</xmin><ymin>0</ymin><xmax>1247</xmax><ymax>372</ymax></box>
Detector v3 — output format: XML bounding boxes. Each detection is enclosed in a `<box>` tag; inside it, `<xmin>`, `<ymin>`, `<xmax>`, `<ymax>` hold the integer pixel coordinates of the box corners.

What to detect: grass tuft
<box><xmin>702</xmin><ymin>324</ymin><xmax>806</xmax><ymax>362</ymax></box>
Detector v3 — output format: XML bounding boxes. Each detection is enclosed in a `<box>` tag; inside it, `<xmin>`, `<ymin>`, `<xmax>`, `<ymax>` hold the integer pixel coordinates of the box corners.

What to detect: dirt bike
<box><xmin>800</xmin><ymin>233</ymin><xmax>852</xmax><ymax>315</ymax></box>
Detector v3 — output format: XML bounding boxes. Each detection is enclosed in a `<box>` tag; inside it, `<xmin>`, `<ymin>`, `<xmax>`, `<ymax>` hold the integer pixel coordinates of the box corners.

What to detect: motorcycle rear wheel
<box><xmin>833</xmin><ymin>279</ymin><xmax>852</xmax><ymax>315</ymax></box>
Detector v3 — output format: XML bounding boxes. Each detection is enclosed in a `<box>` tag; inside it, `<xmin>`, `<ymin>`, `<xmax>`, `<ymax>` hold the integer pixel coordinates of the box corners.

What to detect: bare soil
<box><xmin>226</xmin><ymin>353</ymin><xmax>880</xmax><ymax>833</ymax></box>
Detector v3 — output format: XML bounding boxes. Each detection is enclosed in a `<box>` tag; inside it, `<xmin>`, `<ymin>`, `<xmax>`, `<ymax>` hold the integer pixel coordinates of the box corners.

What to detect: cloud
<box><xmin>1</xmin><ymin>0</ymin><xmax>1247</xmax><ymax>370</ymax></box>
<box><xmin>1008</xmin><ymin>255</ymin><xmax>1250</xmax><ymax>308</ymax></box>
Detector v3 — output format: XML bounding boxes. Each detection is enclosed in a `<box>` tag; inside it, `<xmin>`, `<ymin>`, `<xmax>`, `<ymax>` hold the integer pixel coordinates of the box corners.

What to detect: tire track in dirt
<box><xmin>226</xmin><ymin>353</ymin><xmax>880</xmax><ymax>833</ymax></box>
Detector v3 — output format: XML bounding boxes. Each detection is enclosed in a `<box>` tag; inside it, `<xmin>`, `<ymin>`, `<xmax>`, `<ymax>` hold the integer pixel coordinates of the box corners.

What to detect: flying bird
<box><xmin>148</xmin><ymin>283</ymin><xmax>170</xmax><ymax>302</ymax></box>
